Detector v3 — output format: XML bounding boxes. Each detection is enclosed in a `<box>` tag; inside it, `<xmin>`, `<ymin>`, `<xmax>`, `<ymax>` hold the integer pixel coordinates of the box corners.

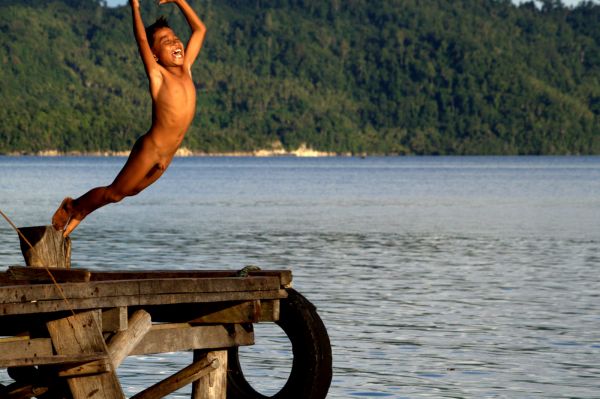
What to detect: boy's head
<box><xmin>146</xmin><ymin>16</ymin><xmax>185</xmax><ymax>66</ymax></box>
<box><xmin>145</xmin><ymin>16</ymin><xmax>170</xmax><ymax>48</ymax></box>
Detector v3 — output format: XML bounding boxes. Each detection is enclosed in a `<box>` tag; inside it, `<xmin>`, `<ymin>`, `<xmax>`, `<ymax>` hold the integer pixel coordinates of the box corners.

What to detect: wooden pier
<box><xmin>0</xmin><ymin>226</ymin><xmax>331</xmax><ymax>399</ymax></box>
<box><xmin>0</xmin><ymin>267</ymin><xmax>295</xmax><ymax>399</ymax></box>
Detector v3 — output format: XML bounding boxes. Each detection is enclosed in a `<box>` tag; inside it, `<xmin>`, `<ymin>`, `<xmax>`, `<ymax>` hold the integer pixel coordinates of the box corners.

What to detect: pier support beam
<box><xmin>191</xmin><ymin>350</ymin><xmax>227</xmax><ymax>399</ymax></box>
<box><xmin>46</xmin><ymin>311</ymin><xmax>124</xmax><ymax>399</ymax></box>
<box><xmin>107</xmin><ymin>310</ymin><xmax>152</xmax><ymax>369</ymax></box>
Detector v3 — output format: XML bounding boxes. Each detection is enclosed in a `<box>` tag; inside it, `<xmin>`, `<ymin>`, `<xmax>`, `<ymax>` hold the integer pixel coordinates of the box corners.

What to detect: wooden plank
<box><xmin>46</xmin><ymin>311</ymin><xmax>124</xmax><ymax>399</ymax></box>
<box><xmin>130</xmin><ymin>323</ymin><xmax>254</xmax><ymax>355</ymax></box>
<box><xmin>187</xmin><ymin>301</ymin><xmax>261</xmax><ymax>324</ymax></box>
<box><xmin>57</xmin><ymin>358</ymin><xmax>111</xmax><ymax>378</ymax></box>
<box><xmin>7</xmin><ymin>266</ymin><xmax>91</xmax><ymax>283</ymax></box>
<box><xmin>136</xmin><ymin>277</ymin><xmax>280</xmax><ymax>295</ymax></box>
<box><xmin>186</xmin><ymin>299</ymin><xmax>280</xmax><ymax>324</ymax></box>
<box><xmin>0</xmin><ymin>270</ymin><xmax>27</xmax><ymax>287</ymax></box>
<box><xmin>0</xmin><ymin>323</ymin><xmax>253</xmax><ymax>367</ymax></box>
<box><xmin>191</xmin><ymin>351</ymin><xmax>227</xmax><ymax>399</ymax></box>
<box><xmin>139</xmin><ymin>289</ymin><xmax>285</xmax><ymax>306</ymax></box>
<box><xmin>0</xmin><ymin>353</ymin><xmax>108</xmax><ymax>369</ymax></box>
<box><xmin>0</xmin><ymin>276</ymin><xmax>282</xmax><ymax>304</ymax></box>
<box><xmin>102</xmin><ymin>307</ymin><xmax>128</xmax><ymax>332</ymax></box>
<box><xmin>107</xmin><ymin>310</ymin><xmax>151</xmax><ymax>369</ymax></box>
<box><xmin>0</xmin><ymin>289</ymin><xmax>287</xmax><ymax>316</ymax></box>
<box><xmin>89</xmin><ymin>269</ymin><xmax>293</xmax><ymax>286</ymax></box>
<box><xmin>0</xmin><ymin>337</ymin><xmax>53</xmax><ymax>361</ymax></box>
<box><xmin>130</xmin><ymin>355</ymin><xmax>219</xmax><ymax>399</ymax></box>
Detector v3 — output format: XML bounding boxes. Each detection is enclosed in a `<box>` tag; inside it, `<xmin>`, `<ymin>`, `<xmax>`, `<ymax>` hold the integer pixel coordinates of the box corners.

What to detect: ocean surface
<box><xmin>1</xmin><ymin>155</ymin><xmax>599</xmax><ymax>398</ymax></box>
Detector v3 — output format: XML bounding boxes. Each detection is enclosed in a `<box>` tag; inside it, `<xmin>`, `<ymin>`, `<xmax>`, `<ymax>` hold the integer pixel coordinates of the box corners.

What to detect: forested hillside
<box><xmin>1</xmin><ymin>0</ymin><xmax>599</xmax><ymax>155</ymax></box>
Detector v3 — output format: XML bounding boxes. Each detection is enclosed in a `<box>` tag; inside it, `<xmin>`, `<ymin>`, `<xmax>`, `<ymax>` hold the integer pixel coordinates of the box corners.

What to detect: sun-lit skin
<box><xmin>52</xmin><ymin>0</ymin><xmax>205</xmax><ymax>236</ymax></box>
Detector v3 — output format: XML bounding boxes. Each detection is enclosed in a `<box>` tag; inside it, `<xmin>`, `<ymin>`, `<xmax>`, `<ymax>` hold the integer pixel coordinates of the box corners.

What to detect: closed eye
<box><xmin>161</xmin><ymin>38</ymin><xmax>181</xmax><ymax>46</ymax></box>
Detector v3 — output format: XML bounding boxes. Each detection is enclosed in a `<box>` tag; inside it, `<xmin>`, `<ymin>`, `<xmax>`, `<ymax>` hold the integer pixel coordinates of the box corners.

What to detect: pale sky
<box><xmin>105</xmin><ymin>0</ymin><xmax>593</xmax><ymax>7</ymax></box>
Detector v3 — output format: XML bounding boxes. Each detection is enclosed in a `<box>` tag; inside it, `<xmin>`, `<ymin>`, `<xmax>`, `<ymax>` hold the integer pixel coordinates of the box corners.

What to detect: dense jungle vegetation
<box><xmin>1</xmin><ymin>0</ymin><xmax>599</xmax><ymax>155</ymax></box>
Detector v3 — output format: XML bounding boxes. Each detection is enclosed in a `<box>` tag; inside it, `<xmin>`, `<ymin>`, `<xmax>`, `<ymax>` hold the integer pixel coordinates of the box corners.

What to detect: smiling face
<box><xmin>151</xmin><ymin>27</ymin><xmax>185</xmax><ymax>67</ymax></box>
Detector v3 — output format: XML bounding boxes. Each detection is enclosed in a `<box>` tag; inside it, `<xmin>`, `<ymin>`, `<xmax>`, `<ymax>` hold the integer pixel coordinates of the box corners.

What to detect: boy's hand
<box><xmin>130</xmin><ymin>0</ymin><xmax>140</xmax><ymax>8</ymax></box>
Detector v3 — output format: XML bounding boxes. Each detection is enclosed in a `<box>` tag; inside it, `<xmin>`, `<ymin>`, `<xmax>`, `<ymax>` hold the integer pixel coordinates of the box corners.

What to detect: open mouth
<box><xmin>172</xmin><ymin>48</ymin><xmax>183</xmax><ymax>59</ymax></box>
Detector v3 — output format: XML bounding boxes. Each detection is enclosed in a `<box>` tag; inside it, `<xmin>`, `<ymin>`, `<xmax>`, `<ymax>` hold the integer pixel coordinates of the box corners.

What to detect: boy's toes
<box><xmin>63</xmin><ymin>217</ymin><xmax>82</xmax><ymax>238</ymax></box>
<box><xmin>52</xmin><ymin>197</ymin><xmax>72</xmax><ymax>231</ymax></box>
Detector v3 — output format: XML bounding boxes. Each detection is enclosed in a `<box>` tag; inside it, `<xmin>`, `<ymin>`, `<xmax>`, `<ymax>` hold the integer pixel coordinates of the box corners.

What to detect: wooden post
<box><xmin>46</xmin><ymin>311</ymin><xmax>124</xmax><ymax>399</ymax></box>
<box><xmin>102</xmin><ymin>307</ymin><xmax>129</xmax><ymax>333</ymax></box>
<box><xmin>107</xmin><ymin>310</ymin><xmax>152</xmax><ymax>369</ymax></box>
<box><xmin>191</xmin><ymin>351</ymin><xmax>227</xmax><ymax>399</ymax></box>
<box><xmin>18</xmin><ymin>226</ymin><xmax>71</xmax><ymax>268</ymax></box>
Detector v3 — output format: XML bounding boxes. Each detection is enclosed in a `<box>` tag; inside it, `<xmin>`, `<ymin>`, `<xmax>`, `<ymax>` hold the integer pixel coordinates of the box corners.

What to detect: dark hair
<box><xmin>145</xmin><ymin>16</ymin><xmax>170</xmax><ymax>48</ymax></box>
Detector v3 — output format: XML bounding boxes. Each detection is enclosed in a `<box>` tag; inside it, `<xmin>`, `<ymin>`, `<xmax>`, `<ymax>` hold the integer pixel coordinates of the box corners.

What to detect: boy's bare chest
<box><xmin>153</xmin><ymin>73</ymin><xmax>196</xmax><ymax>108</ymax></box>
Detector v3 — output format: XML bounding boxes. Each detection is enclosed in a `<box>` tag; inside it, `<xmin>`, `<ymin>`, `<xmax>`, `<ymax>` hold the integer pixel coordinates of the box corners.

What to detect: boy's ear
<box><xmin>153</xmin><ymin>54</ymin><xmax>159</xmax><ymax>62</ymax></box>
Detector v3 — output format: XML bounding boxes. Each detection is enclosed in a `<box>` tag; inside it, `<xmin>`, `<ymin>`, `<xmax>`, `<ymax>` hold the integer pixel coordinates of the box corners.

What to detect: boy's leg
<box><xmin>53</xmin><ymin>138</ymin><xmax>166</xmax><ymax>236</ymax></box>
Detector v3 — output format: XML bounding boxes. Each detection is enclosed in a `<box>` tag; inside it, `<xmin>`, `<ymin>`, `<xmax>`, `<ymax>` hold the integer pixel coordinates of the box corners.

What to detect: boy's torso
<box><xmin>148</xmin><ymin>68</ymin><xmax>196</xmax><ymax>153</ymax></box>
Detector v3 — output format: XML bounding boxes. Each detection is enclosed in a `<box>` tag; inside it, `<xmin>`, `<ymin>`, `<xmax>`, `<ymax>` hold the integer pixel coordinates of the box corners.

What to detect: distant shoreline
<box><xmin>2</xmin><ymin>145</ymin><xmax>356</xmax><ymax>158</ymax></box>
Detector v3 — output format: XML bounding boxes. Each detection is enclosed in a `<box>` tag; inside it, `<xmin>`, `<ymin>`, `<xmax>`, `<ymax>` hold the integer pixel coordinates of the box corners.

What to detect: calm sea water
<box><xmin>1</xmin><ymin>156</ymin><xmax>599</xmax><ymax>398</ymax></box>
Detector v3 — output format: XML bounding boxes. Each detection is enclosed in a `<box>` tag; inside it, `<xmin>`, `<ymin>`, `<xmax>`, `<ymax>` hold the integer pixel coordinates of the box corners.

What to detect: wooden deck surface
<box><xmin>0</xmin><ymin>268</ymin><xmax>290</xmax><ymax>316</ymax></box>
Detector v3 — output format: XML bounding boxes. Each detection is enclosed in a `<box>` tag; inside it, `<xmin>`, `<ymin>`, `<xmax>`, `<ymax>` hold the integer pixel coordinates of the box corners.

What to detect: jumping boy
<box><xmin>52</xmin><ymin>0</ymin><xmax>206</xmax><ymax>237</ymax></box>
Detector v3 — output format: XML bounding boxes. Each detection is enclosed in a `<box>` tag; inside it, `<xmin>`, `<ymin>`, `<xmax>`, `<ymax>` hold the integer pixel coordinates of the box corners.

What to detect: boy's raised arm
<box><xmin>160</xmin><ymin>0</ymin><xmax>206</xmax><ymax>71</ymax></box>
<box><xmin>130</xmin><ymin>0</ymin><xmax>159</xmax><ymax>77</ymax></box>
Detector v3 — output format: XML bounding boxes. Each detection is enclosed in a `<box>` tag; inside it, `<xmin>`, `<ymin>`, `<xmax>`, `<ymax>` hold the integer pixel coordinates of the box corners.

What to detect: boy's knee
<box><xmin>105</xmin><ymin>187</ymin><xmax>127</xmax><ymax>204</ymax></box>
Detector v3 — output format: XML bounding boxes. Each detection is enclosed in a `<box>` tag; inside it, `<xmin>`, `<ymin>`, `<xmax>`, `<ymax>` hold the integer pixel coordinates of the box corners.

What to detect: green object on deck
<box><xmin>236</xmin><ymin>265</ymin><xmax>261</xmax><ymax>277</ymax></box>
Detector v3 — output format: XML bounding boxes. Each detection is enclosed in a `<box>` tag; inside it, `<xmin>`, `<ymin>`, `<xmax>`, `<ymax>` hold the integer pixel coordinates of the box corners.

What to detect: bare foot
<box><xmin>63</xmin><ymin>215</ymin><xmax>84</xmax><ymax>237</ymax></box>
<box><xmin>52</xmin><ymin>198</ymin><xmax>85</xmax><ymax>237</ymax></box>
<box><xmin>52</xmin><ymin>197</ymin><xmax>73</xmax><ymax>231</ymax></box>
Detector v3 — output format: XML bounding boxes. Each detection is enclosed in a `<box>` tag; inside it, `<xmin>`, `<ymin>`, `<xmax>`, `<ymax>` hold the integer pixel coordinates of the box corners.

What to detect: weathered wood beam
<box><xmin>0</xmin><ymin>336</ymin><xmax>53</xmax><ymax>366</ymax></box>
<box><xmin>0</xmin><ymin>353</ymin><xmax>108</xmax><ymax>369</ymax></box>
<box><xmin>0</xmin><ymin>271</ymin><xmax>26</xmax><ymax>287</ymax></box>
<box><xmin>57</xmin><ymin>358</ymin><xmax>111</xmax><ymax>378</ymax></box>
<box><xmin>89</xmin><ymin>270</ymin><xmax>292</xmax><ymax>286</ymax></box>
<box><xmin>46</xmin><ymin>311</ymin><xmax>124</xmax><ymax>399</ymax></box>
<box><xmin>187</xmin><ymin>300</ymin><xmax>262</xmax><ymax>324</ymax></box>
<box><xmin>0</xmin><ymin>276</ymin><xmax>282</xmax><ymax>303</ymax></box>
<box><xmin>130</xmin><ymin>323</ymin><xmax>254</xmax><ymax>356</ymax></box>
<box><xmin>184</xmin><ymin>299</ymin><xmax>279</xmax><ymax>324</ymax></box>
<box><xmin>129</xmin><ymin>356</ymin><xmax>219</xmax><ymax>399</ymax></box>
<box><xmin>106</xmin><ymin>310</ymin><xmax>151</xmax><ymax>369</ymax></box>
<box><xmin>7</xmin><ymin>266</ymin><xmax>90</xmax><ymax>283</ymax></box>
<box><xmin>0</xmin><ymin>323</ymin><xmax>252</xmax><ymax>368</ymax></box>
<box><xmin>0</xmin><ymin>289</ymin><xmax>286</xmax><ymax>316</ymax></box>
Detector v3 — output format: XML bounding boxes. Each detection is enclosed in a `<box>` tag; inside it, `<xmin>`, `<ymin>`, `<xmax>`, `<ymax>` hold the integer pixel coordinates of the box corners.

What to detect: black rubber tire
<box><xmin>227</xmin><ymin>288</ymin><xmax>332</xmax><ymax>399</ymax></box>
